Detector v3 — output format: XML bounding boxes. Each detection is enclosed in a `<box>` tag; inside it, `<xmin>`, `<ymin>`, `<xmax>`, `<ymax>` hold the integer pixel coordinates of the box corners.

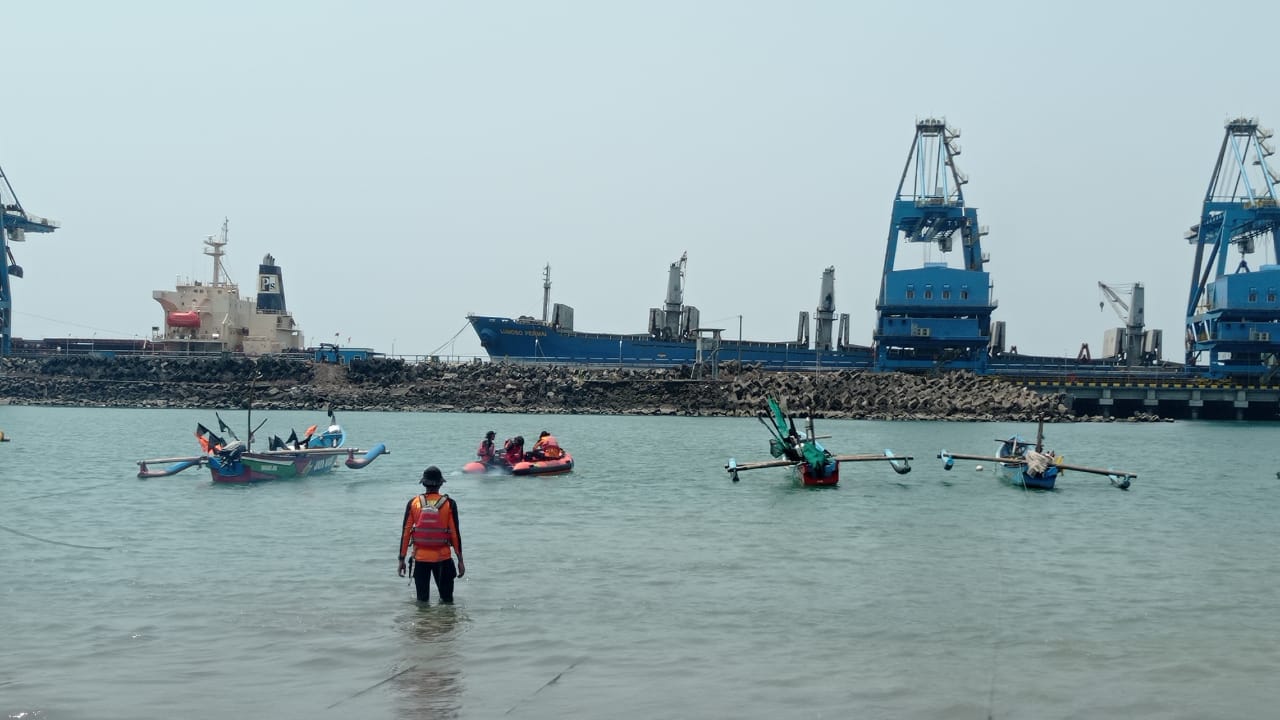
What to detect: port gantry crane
<box><xmin>874</xmin><ymin>118</ymin><xmax>997</xmax><ymax>372</ymax></box>
<box><xmin>0</xmin><ymin>163</ymin><xmax>59</xmax><ymax>356</ymax></box>
<box><xmin>1184</xmin><ymin>117</ymin><xmax>1280</xmax><ymax>379</ymax></box>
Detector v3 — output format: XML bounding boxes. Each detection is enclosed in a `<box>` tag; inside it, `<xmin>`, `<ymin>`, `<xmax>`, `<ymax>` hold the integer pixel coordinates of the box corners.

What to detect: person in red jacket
<box><xmin>398</xmin><ymin>466</ymin><xmax>465</xmax><ymax>603</ymax></box>
<box><xmin>503</xmin><ymin>436</ymin><xmax>526</xmax><ymax>467</ymax></box>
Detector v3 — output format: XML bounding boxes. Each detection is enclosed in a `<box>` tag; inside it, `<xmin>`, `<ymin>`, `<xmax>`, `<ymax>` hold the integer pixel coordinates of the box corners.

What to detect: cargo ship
<box><xmin>467</xmin><ymin>254</ymin><xmax>874</xmax><ymax>370</ymax></box>
<box><xmin>151</xmin><ymin>220</ymin><xmax>305</xmax><ymax>355</ymax></box>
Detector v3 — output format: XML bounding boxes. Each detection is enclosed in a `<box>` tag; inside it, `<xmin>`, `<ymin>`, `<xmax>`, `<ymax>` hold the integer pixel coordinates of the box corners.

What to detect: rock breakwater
<box><xmin>0</xmin><ymin>356</ymin><xmax>1161</xmax><ymax>422</ymax></box>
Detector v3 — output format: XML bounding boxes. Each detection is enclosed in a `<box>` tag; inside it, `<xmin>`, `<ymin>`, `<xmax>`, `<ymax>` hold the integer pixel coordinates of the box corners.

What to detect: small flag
<box><xmin>215</xmin><ymin>412</ymin><xmax>239</xmax><ymax>440</ymax></box>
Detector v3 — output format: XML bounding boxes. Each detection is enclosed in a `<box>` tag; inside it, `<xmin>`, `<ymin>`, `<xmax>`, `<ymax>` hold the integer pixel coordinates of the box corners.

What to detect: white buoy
<box><xmin>975</xmin><ymin>464</ymin><xmax>984</xmax><ymax>471</ymax></box>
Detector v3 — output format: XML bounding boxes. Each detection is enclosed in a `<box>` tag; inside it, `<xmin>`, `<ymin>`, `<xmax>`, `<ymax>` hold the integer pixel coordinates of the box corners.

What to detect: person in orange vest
<box><xmin>476</xmin><ymin>430</ymin><xmax>498</xmax><ymax>467</ymax></box>
<box><xmin>398</xmin><ymin>466</ymin><xmax>465</xmax><ymax>603</ymax></box>
<box><xmin>530</xmin><ymin>431</ymin><xmax>564</xmax><ymax>460</ymax></box>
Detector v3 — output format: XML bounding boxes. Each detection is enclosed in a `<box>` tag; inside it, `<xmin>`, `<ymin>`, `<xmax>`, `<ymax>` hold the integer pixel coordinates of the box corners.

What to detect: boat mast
<box><xmin>541</xmin><ymin>263</ymin><xmax>551</xmax><ymax>323</ymax></box>
<box><xmin>246</xmin><ymin>372</ymin><xmax>256</xmax><ymax>451</ymax></box>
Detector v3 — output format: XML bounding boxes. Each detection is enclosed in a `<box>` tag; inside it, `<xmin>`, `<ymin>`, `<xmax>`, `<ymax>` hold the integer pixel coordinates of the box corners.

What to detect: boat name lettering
<box><xmin>500</xmin><ymin>328</ymin><xmax>548</xmax><ymax>337</ymax></box>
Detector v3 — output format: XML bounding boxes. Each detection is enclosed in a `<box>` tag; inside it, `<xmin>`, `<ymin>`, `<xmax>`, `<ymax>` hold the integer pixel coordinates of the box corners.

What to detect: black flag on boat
<box><xmin>215</xmin><ymin>413</ymin><xmax>239</xmax><ymax>440</ymax></box>
<box><xmin>195</xmin><ymin>423</ymin><xmax>226</xmax><ymax>452</ymax></box>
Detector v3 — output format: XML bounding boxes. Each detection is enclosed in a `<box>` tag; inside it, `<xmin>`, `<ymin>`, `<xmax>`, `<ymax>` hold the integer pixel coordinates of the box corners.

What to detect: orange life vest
<box><xmin>534</xmin><ymin>435</ymin><xmax>563</xmax><ymax>459</ymax></box>
<box><xmin>411</xmin><ymin>494</ymin><xmax>452</xmax><ymax>547</ymax></box>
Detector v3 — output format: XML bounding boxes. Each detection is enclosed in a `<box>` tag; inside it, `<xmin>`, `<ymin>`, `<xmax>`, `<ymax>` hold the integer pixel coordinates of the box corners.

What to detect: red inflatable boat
<box><xmin>462</xmin><ymin>453</ymin><xmax>574</xmax><ymax>476</ymax></box>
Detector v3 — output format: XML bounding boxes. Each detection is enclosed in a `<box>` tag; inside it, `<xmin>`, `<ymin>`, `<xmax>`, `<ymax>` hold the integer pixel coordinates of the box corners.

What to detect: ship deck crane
<box><xmin>1097</xmin><ymin>281</ymin><xmax>1147</xmax><ymax>365</ymax></box>
<box><xmin>1183</xmin><ymin>117</ymin><xmax>1280</xmax><ymax>377</ymax></box>
<box><xmin>874</xmin><ymin>118</ymin><xmax>997</xmax><ymax>372</ymax></box>
<box><xmin>1</xmin><ymin>163</ymin><xmax>59</xmax><ymax>355</ymax></box>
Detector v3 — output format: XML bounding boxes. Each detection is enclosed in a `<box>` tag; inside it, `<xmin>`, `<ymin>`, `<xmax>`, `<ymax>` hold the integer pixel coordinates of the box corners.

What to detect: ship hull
<box><xmin>468</xmin><ymin>315</ymin><xmax>873</xmax><ymax>370</ymax></box>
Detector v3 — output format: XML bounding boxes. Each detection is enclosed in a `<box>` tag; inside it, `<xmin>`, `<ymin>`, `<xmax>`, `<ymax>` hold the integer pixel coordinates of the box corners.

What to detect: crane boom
<box><xmin>1</xmin><ymin>162</ymin><xmax>60</xmax><ymax>355</ymax></box>
<box><xmin>1097</xmin><ymin>281</ymin><xmax>1147</xmax><ymax>365</ymax></box>
<box><xmin>1098</xmin><ymin>281</ymin><xmax>1138</xmax><ymax>326</ymax></box>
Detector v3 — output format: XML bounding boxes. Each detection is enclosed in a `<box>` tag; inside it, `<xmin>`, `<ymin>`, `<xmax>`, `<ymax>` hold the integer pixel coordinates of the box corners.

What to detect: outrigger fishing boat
<box><xmin>137</xmin><ymin>406</ymin><xmax>388</xmax><ymax>483</ymax></box>
<box><xmin>725</xmin><ymin>396</ymin><xmax>912</xmax><ymax>486</ymax></box>
<box><xmin>937</xmin><ymin>418</ymin><xmax>1136</xmax><ymax>490</ymax></box>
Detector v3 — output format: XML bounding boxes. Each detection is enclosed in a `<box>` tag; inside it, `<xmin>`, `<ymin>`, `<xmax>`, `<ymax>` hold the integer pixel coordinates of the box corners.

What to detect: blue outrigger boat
<box><xmin>938</xmin><ymin>418</ymin><xmax>1137</xmax><ymax>490</ymax></box>
<box><xmin>137</xmin><ymin>407</ymin><xmax>388</xmax><ymax>483</ymax></box>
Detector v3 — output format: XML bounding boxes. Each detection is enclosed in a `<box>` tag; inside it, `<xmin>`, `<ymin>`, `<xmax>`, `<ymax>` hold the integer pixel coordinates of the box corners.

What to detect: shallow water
<box><xmin>1</xmin><ymin>406</ymin><xmax>1277</xmax><ymax>719</ymax></box>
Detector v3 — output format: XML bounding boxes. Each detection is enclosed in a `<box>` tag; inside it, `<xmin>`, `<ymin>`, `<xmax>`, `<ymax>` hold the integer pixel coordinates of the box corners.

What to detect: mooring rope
<box><xmin>427</xmin><ymin>321</ymin><xmax>473</xmax><ymax>357</ymax></box>
<box><xmin>504</xmin><ymin>660</ymin><xmax>581</xmax><ymax>716</ymax></box>
<box><xmin>325</xmin><ymin>664</ymin><xmax>418</xmax><ymax>710</ymax></box>
<box><xmin>0</xmin><ymin>521</ymin><xmax>115</xmax><ymax>550</ymax></box>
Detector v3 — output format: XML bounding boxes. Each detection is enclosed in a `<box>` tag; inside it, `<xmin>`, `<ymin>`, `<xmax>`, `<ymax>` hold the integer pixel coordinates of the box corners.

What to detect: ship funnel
<box><xmin>256</xmin><ymin>253</ymin><xmax>288</xmax><ymax>314</ymax></box>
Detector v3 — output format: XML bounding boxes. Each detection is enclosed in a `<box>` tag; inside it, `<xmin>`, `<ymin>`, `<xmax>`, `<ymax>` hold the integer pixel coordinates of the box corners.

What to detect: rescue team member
<box><xmin>476</xmin><ymin>430</ymin><xmax>498</xmax><ymax>466</ymax></box>
<box><xmin>398</xmin><ymin>466</ymin><xmax>465</xmax><ymax>603</ymax></box>
<box><xmin>503</xmin><ymin>436</ymin><xmax>526</xmax><ymax>466</ymax></box>
<box><xmin>530</xmin><ymin>431</ymin><xmax>564</xmax><ymax>460</ymax></box>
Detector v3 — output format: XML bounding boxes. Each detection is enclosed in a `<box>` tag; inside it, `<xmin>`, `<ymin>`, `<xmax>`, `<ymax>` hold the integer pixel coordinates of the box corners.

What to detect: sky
<box><xmin>3</xmin><ymin>1</ymin><xmax>1279</xmax><ymax>362</ymax></box>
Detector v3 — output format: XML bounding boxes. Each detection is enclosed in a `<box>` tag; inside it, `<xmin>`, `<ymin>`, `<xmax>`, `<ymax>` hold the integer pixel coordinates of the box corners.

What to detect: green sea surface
<box><xmin>1</xmin><ymin>406</ymin><xmax>1276</xmax><ymax>719</ymax></box>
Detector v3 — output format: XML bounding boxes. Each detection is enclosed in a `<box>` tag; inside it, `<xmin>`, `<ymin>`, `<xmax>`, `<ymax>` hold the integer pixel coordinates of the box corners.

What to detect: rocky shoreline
<box><xmin>0</xmin><ymin>355</ymin><xmax>1168</xmax><ymax>422</ymax></box>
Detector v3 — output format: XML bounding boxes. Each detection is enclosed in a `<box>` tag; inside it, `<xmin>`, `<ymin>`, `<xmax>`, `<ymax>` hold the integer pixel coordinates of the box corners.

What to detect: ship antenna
<box><xmin>541</xmin><ymin>263</ymin><xmax>551</xmax><ymax>323</ymax></box>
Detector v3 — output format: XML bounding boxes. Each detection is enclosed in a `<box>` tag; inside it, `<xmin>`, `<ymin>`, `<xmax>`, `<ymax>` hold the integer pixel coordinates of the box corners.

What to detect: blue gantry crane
<box><xmin>1</xmin><ymin>163</ymin><xmax>59</xmax><ymax>355</ymax></box>
<box><xmin>1183</xmin><ymin>117</ymin><xmax>1280</xmax><ymax>378</ymax></box>
<box><xmin>874</xmin><ymin>118</ymin><xmax>997</xmax><ymax>372</ymax></box>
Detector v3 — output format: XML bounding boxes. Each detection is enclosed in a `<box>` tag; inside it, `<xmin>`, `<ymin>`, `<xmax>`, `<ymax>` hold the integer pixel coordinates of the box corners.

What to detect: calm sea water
<box><xmin>1</xmin><ymin>405</ymin><xmax>1277</xmax><ymax>720</ymax></box>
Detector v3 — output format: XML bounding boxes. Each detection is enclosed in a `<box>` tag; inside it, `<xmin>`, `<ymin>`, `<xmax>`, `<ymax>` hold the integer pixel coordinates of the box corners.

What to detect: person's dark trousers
<box><xmin>413</xmin><ymin>559</ymin><xmax>457</xmax><ymax>603</ymax></box>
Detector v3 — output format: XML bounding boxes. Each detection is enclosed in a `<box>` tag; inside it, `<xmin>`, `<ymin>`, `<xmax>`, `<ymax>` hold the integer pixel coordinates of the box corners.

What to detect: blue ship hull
<box><xmin>468</xmin><ymin>315</ymin><xmax>873</xmax><ymax>370</ymax></box>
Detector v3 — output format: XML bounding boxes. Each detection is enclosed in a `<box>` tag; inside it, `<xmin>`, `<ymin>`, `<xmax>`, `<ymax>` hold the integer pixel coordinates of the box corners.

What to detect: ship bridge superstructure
<box><xmin>874</xmin><ymin>118</ymin><xmax>996</xmax><ymax>372</ymax></box>
<box><xmin>152</xmin><ymin>220</ymin><xmax>304</xmax><ymax>355</ymax></box>
<box><xmin>1184</xmin><ymin>117</ymin><xmax>1280</xmax><ymax>378</ymax></box>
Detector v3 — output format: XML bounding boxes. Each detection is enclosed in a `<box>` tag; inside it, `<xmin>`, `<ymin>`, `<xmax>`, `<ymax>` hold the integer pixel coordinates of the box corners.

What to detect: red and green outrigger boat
<box><xmin>725</xmin><ymin>396</ymin><xmax>911</xmax><ymax>487</ymax></box>
<box><xmin>137</xmin><ymin>408</ymin><xmax>388</xmax><ymax>483</ymax></box>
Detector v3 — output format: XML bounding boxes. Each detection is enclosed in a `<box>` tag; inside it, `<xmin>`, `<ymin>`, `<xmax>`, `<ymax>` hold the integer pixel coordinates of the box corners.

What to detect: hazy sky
<box><xmin>4</xmin><ymin>1</ymin><xmax>1279</xmax><ymax>361</ymax></box>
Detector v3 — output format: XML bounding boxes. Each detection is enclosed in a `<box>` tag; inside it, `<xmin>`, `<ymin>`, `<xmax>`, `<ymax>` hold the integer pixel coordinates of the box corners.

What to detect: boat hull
<box><xmin>996</xmin><ymin>462</ymin><xmax>1059</xmax><ymax>490</ymax></box>
<box><xmin>464</xmin><ymin>454</ymin><xmax>575</xmax><ymax>476</ymax></box>
<box><xmin>462</xmin><ymin>460</ymin><xmax>511</xmax><ymax>475</ymax></box>
<box><xmin>512</xmin><ymin>454</ymin><xmax>574</xmax><ymax>476</ymax></box>
<box><xmin>468</xmin><ymin>315</ymin><xmax>872</xmax><ymax>370</ymax></box>
<box><xmin>797</xmin><ymin>459</ymin><xmax>840</xmax><ymax>487</ymax></box>
<box><xmin>207</xmin><ymin>448</ymin><xmax>348</xmax><ymax>483</ymax></box>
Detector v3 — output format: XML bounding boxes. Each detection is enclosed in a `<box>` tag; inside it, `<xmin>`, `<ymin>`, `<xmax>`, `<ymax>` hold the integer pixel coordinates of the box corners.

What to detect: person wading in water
<box><xmin>398</xmin><ymin>466</ymin><xmax>465</xmax><ymax>603</ymax></box>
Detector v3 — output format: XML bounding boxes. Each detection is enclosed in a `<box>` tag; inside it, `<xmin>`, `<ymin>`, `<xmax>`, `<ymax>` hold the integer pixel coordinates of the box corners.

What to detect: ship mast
<box><xmin>204</xmin><ymin>218</ymin><xmax>232</xmax><ymax>286</ymax></box>
<box><xmin>541</xmin><ymin>263</ymin><xmax>551</xmax><ymax>323</ymax></box>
